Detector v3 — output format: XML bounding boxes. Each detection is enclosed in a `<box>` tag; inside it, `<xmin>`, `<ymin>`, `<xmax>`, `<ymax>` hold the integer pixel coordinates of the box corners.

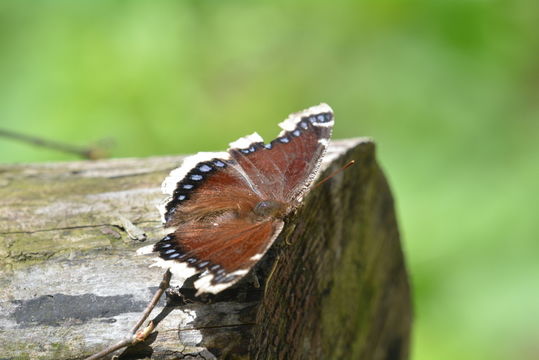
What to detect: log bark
<box><xmin>0</xmin><ymin>138</ymin><xmax>411</xmax><ymax>360</ymax></box>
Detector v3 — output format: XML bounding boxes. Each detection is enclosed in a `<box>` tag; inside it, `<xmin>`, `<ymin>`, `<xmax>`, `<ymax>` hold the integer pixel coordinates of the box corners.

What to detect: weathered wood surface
<box><xmin>0</xmin><ymin>138</ymin><xmax>411</xmax><ymax>360</ymax></box>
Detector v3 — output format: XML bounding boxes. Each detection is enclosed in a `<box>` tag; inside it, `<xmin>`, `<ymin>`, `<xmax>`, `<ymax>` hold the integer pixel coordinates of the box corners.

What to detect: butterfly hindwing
<box><xmin>156</xmin><ymin>218</ymin><xmax>282</xmax><ymax>294</ymax></box>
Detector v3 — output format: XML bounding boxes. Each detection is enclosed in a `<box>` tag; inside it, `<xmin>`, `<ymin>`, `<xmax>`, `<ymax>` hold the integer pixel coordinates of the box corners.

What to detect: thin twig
<box><xmin>84</xmin><ymin>269</ymin><xmax>172</xmax><ymax>360</ymax></box>
<box><xmin>130</xmin><ymin>270</ymin><xmax>171</xmax><ymax>334</ymax></box>
<box><xmin>264</xmin><ymin>255</ymin><xmax>280</xmax><ymax>298</ymax></box>
<box><xmin>0</xmin><ymin>128</ymin><xmax>109</xmax><ymax>160</ymax></box>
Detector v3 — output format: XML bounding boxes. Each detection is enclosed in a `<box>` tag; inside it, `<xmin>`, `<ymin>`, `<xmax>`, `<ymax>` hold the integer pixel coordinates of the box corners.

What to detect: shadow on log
<box><xmin>0</xmin><ymin>138</ymin><xmax>411</xmax><ymax>360</ymax></box>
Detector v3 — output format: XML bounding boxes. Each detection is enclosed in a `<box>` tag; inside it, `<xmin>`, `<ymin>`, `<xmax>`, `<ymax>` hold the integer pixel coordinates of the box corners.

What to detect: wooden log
<box><xmin>0</xmin><ymin>138</ymin><xmax>411</xmax><ymax>360</ymax></box>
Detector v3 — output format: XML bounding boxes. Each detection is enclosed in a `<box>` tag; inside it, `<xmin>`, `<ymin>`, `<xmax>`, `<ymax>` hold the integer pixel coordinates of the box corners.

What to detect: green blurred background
<box><xmin>1</xmin><ymin>1</ymin><xmax>538</xmax><ymax>359</ymax></box>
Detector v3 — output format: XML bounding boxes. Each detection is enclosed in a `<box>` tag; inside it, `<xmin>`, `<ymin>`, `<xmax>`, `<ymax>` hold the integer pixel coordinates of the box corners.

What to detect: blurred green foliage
<box><xmin>1</xmin><ymin>1</ymin><xmax>538</xmax><ymax>359</ymax></box>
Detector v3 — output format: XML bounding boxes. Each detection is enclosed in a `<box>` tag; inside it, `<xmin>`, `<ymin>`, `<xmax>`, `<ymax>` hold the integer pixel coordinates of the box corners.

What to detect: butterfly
<box><xmin>145</xmin><ymin>103</ymin><xmax>334</xmax><ymax>295</ymax></box>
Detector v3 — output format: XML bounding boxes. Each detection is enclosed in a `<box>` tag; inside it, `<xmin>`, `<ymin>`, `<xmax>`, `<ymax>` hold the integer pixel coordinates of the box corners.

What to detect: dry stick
<box><xmin>264</xmin><ymin>255</ymin><xmax>281</xmax><ymax>298</ymax></box>
<box><xmin>84</xmin><ymin>270</ymin><xmax>172</xmax><ymax>360</ymax></box>
<box><xmin>0</xmin><ymin>128</ymin><xmax>107</xmax><ymax>160</ymax></box>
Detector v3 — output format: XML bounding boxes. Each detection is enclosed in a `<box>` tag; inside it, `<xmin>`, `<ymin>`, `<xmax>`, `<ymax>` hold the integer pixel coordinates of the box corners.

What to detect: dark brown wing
<box><xmin>162</xmin><ymin>155</ymin><xmax>262</xmax><ymax>226</ymax></box>
<box><xmin>228</xmin><ymin>103</ymin><xmax>334</xmax><ymax>203</ymax></box>
<box><xmin>155</xmin><ymin>217</ymin><xmax>282</xmax><ymax>294</ymax></box>
<box><xmin>156</xmin><ymin>150</ymin><xmax>276</xmax><ymax>294</ymax></box>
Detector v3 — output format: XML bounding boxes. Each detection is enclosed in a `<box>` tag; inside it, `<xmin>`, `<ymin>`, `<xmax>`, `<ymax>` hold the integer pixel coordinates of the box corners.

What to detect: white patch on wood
<box><xmin>87</xmin><ymin>188</ymin><xmax>160</xmax><ymax>200</ymax></box>
<box><xmin>177</xmin><ymin>308</ymin><xmax>204</xmax><ymax>346</ymax></box>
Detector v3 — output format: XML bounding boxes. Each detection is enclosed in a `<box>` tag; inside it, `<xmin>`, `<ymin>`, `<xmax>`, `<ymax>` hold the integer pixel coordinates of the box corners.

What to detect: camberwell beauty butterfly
<box><xmin>141</xmin><ymin>103</ymin><xmax>334</xmax><ymax>295</ymax></box>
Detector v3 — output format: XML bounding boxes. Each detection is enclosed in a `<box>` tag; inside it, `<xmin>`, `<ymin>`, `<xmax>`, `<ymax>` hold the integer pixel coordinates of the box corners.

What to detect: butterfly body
<box><xmin>146</xmin><ymin>103</ymin><xmax>334</xmax><ymax>295</ymax></box>
<box><xmin>252</xmin><ymin>200</ymin><xmax>287</xmax><ymax>219</ymax></box>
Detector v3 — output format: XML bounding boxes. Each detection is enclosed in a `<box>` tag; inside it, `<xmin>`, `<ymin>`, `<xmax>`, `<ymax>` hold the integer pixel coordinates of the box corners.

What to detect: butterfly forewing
<box><xmin>164</xmin><ymin>162</ymin><xmax>259</xmax><ymax>226</ymax></box>
<box><xmin>229</xmin><ymin>107</ymin><xmax>333</xmax><ymax>202</ymax></box>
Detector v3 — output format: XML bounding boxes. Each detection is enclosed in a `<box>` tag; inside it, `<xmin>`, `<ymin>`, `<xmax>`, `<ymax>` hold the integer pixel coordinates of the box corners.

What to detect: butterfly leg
<box><xmin>249</xmin><ymin>271</ymin><xmax>261</xmax><ymax>289</ymax></box>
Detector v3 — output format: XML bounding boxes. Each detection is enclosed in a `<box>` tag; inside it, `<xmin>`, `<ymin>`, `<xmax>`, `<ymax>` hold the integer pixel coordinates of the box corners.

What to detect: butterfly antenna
<box><xmin>313</xmin><ymin>160</ymin><xmax>355</xmax><ymax>189</ymax></box>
